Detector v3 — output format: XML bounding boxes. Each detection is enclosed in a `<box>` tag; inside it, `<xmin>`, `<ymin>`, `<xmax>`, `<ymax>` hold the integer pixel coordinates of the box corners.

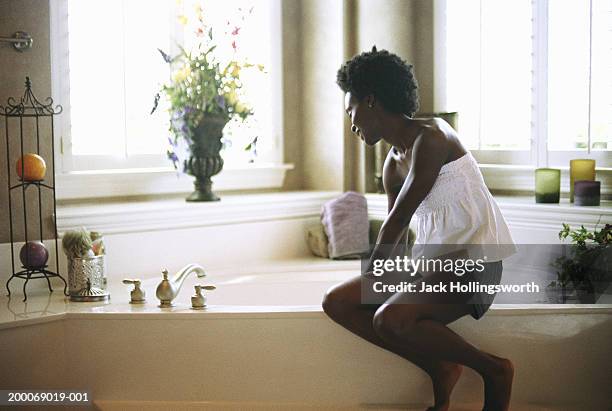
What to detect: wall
<box><xmin>280</xmin><ymin>0</ymin><xmax>304</xmax><ymax>191</ymax></box>
<box><xmin>0</xmin><ymin>0</ymin><xmax>55</xmax><ymax>243</ymax></box>
<box><xmin>413</xmin><ymin>0</ymin><xmax>435</xmax><ymax>112</ymax></box>
<box><xmin>297</xmin><ymin>0</ymin><xmax>428</xmax><ymax>191</ymax></box>
<box><xmin>356</xmin><ymin>0</ymin><xmax>415</xmax><ymax>63</ymax></box>
<box><xmin>354</xmin><ymin>0</ymin><xmax>419</xmax><ymax>192</ymax></box>
<box><xmin>299</xmin><ymin>0</ymin><xmax>345</xmax><ymax>190</ymax></box>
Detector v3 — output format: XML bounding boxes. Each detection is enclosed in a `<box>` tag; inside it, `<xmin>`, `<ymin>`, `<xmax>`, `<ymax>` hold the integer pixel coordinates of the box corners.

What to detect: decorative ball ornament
<box><xmin>16</xmin><ymin>153</ymin><xmax>47</xmax><ymax>181</ymax></box>
<box><xmin>19</xmin><ymin>241</ymin><xmax>49</xmax><ymax>269</ymax></box>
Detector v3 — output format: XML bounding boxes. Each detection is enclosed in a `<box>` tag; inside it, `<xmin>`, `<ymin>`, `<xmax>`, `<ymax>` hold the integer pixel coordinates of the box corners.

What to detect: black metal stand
<box><xmin>1</xmin><ymin>77</ymin><xmax>67</xmax><ymax>301</ymax></box>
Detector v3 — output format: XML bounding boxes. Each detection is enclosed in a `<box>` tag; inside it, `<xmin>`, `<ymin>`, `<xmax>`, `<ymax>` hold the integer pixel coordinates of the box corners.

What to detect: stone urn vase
<box><xmin>184</xmin><ymin>113</ymin><xmax>228</xmax><ymax>201</ymax></box>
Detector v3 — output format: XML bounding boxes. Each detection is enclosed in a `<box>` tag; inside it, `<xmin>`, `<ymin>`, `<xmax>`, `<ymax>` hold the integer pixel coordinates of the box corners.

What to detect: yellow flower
<box><xmin>226</xmin><ymin>90</ymin><xmax>238</xmax><ymax>106</ymax></box>
<box><xmin>178</xmin><ymin>15</ymin><xmax>188</xmax><ymax>26</ymax></box>
<box><xmin>235</xmin><ymin>102</ymin><xmax>247</xmax><ymax>114</ymax></box>
<box><xmin>172</xmin><ymin>66</ymin><xmax>191</xmax><ymax>82</ymax></box>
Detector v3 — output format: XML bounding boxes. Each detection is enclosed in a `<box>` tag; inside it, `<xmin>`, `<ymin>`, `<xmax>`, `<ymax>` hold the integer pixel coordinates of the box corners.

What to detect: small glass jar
<box><xmin>569</xmin><ymin>159</ymin><xmax>596</xmax><ymax>202</ymax></box>
<box><xmin>535</xmin><ymin>168</ymin><xmax>561</xmax><ymax>203</ymax></box>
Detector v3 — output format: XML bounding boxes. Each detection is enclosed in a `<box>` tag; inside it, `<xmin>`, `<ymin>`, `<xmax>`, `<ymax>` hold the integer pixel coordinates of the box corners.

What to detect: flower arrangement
<box><xmin>151</xmin><ymin>3</ymin><xmax>264</xmax><ymax>170</ymax></box>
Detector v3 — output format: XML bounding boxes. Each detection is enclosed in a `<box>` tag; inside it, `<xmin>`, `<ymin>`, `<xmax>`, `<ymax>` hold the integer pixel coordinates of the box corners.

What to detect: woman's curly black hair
<box><xmin>336</xmin><ymin>46</ymin><xmax>419</xmax><ymax>117</ymax></box>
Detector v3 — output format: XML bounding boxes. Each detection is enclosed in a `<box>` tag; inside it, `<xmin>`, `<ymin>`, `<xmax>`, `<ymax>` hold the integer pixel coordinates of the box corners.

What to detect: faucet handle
<box><xmin>122</xmin><ymin>278</ymin><xmax>146</xmax><ymax>304</ymax></box>
<box><xmin>191</xmin><ymin>284</ymin><xmax>216</xmax><ymax>310</ymax></box>
<box><xmin>161</xmin><ymin>269</ymin><xmax>169</xmax><ymax>280</ymax></box>
<box><xmin>197</xmin><ymin>285</ymin><xmax>216</xmax><ymax>291</ymax></box>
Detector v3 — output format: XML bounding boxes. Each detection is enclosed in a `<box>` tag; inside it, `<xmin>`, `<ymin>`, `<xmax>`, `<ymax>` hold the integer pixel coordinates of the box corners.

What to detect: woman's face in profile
<box><xmin>344</xmin><ymin>91</ymin><xmax>381</xmax><ymax>146</ymax></box>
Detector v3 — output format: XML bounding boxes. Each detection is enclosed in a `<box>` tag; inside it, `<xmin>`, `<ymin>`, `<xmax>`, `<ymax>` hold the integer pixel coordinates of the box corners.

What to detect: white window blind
<box><xmin>56</xmin><ymin>0</ymin><xmax>277</xmax><ymax>172</ymax></box>
<box><xmin>548</xmin><ymin>0</ymin><xmax>612</xmax><ymax>152</ymax></box>
<box><xmin>445</xmin><ymin>0</ymin><xmax>611</xmax><ymax>167</ymax></box>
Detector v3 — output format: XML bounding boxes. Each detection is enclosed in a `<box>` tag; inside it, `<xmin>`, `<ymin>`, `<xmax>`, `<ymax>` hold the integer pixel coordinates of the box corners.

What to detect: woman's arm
<box><xmin>378</xmin><ymin>148</ymin><xmax>407</xmax><ymax>256</ymax></box>
<box><xmin>366</xmin><ymin>128</ymin><xmax>449</xmax><ymax>272</ymax></box>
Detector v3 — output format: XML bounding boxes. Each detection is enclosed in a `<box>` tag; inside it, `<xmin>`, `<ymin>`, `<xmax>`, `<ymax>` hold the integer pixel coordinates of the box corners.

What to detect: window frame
<box><xmin>434</xmin><ymin>0</ymin><xmax>611</xmax><ymax>195</ymax></box>
<box><xmin>49</xmin><ymin>0</ymin><xmax>288</xmax><ymax>200</ymax></box>
<box><xmin>437</xmin><ymin>0</ymin><xmax>611</xmax><ymax>167</ymax></box>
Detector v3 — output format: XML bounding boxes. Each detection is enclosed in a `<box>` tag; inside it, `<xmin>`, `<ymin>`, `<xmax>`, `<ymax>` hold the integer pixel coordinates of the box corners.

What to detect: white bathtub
<box><xmin>163</xmin><ymin>262</ymin><xmax>358</xmax><ymax>307</ymax></box>
<box><xmin>1</xmin><ymin>258</ymin><xmax>611</xmax><ymax>411</ymax></box>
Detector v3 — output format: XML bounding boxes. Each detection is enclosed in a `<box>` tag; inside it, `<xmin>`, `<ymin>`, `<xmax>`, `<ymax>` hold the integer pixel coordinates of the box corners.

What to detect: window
<box><xmin>51</xmin><ymin>0</ymin><xmax>281</xmax><ymax>174</ymax></box>
<box><xmin>444</xmin><ymin>0</ymin><xmax>611</xmax><ymax>168</ymax></box>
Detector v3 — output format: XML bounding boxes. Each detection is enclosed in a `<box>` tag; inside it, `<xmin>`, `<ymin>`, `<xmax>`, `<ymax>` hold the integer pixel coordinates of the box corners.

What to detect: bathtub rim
<box><xmin>3</xmin><ymin>257</ymin><xmax>612</xmax><ymax>331</ymax></box>
<box><xmin>1</xmin><ymin>301</ymin><xmax>612</xmax><ymax>331</ymax></box>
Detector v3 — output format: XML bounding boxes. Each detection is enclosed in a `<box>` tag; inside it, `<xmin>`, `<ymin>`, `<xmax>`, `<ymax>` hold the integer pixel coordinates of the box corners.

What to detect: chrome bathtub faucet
<box><xmin>123</xmin><ymin>278</ymin><xmax>146</xmax><ymax>304</ymax></box>
<box><xmin>156</xmin><ymin>264</ymin><xmax>207</xmax><ymax>307</ymax></box>
<box><xmin>191</xmin><ymin>284</ymin><xmax>217</xmax><ymax>310</ymax></box>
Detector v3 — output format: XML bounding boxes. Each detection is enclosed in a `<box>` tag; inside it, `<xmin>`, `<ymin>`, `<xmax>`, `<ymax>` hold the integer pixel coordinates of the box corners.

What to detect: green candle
<box><xmin>535</xmin><ymin>168</ymin><xmax>561</xmax><ymax>203</ymax></box>
<box><xmin>569</xmin><ymin>159</ymin><xmax>596</xmax><ymax>203</ymax></box>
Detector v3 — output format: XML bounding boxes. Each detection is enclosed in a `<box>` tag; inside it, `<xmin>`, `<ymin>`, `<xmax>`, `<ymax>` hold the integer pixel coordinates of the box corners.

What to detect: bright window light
<box><xmin>66</xmin><ymin>0</ymin><xmax>273</xmax><ymax>169</ymax></box>
<box><xmin>587</xmin><ymin>0</ymin><xmax>612</xmax><ymax>151</ymax></box>
<box><xmin>447</xmin><ymin>0</ymin><xmax>532</xmax><ymax>151</ymax></box>
<box><xmin>547</xmin><ymin>0</ymin><xmax>591</xmax><ymax>150</ymax></box>
<box><xmin>446</xmin><ymin>0</ymin><xmax>611</xmax><ymax>159</ymax></box>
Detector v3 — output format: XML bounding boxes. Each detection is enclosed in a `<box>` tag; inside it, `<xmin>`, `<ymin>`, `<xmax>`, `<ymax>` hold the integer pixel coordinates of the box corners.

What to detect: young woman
<box><xmin>322</xmin><ymin>47</ymin><xmax>517</xmax><ymax>411</ymax></box>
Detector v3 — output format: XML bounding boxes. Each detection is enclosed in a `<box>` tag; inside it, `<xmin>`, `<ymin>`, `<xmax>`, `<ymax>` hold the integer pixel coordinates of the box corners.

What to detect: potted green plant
<box><xmin>548</xmin><ymin>222</ymin><xmax>611</xmax><ymax>303</ymax></box>
<box><xmin>151</xmin><ymin>5</ymin><xmax>263</xmax><ymax>201</ymax></box>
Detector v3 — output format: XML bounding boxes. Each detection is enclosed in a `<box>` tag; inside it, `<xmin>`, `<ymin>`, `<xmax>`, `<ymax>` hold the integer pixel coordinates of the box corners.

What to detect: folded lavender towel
<box><xmin>321</xmin><ymin>191</ymin><xmax>370</xmax><ymax>259</ymax></box>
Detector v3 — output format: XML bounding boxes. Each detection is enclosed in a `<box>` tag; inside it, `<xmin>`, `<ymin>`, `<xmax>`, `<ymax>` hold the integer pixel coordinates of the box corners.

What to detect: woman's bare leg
<box><xmin>323</xmin><ymin>275</ymin><xmax>463</xmax><ymax>411</ymax></box>
<box><xmin>372</xmin><ymin>269</ymin><xmax>514</xmax><ymax>411</ymax></box>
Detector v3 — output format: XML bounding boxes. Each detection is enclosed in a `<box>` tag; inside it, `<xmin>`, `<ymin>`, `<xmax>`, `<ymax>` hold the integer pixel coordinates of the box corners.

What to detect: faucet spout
<box><xmin>172</xmin><ymin>263</ymin><xmax>206</xmax><ymax>294</ymax></box>
<box><xmin>156</xmin><ymin>264</ymin><xmax>207</xmax><ymax>307</ymax></box>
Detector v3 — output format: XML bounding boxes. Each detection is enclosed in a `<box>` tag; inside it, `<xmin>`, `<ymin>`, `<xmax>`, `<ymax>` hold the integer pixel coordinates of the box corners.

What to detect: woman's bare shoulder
<box><xmin>429</xmin><ymin>117</ymin><xmax>460</xmax><ymax>140</ymax></box>
<box><xmin>416</xmin><ymin>118</ymin><xmax>466</xmax><ymax>162</ymax></box>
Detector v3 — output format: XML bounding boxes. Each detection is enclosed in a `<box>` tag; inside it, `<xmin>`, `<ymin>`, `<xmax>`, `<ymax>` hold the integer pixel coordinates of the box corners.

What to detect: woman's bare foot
<box><xmin>425</xmin><ymin>363</ymin><xmax>463</xmax><ymax>411</ymax></box>
<box><xmin>482</xmin><ymin>354</ymin><xmax>514</xmax><ymax>411</ymax></box>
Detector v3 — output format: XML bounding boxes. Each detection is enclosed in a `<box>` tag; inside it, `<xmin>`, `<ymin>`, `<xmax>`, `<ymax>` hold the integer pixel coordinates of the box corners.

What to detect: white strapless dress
<box><xmin>411</xmin><ymin>151</ymin><xmax>517</xmax><ymax>262</ymax></box>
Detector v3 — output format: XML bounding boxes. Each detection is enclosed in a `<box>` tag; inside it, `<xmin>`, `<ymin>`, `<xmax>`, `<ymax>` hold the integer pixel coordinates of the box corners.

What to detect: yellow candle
<box><xmin>569</xmin><ymin>159</ymin><xmax>595</xmax><ymax>203</ymax></box>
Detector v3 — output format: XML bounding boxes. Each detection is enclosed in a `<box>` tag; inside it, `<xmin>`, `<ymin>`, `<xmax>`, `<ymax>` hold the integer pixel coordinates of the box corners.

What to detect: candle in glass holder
<box><xmin>574</xmin><ymin>180</ymin><xmax>600</xmax><ymax>206</ymax></box>
<box><xmin>569</xmin><ymin>159</ymin><xmax>595</xmax><ymax>202</ymax></box>
<box><xmin>535</xmin><ymin>168</ymin><xmax>561</xmax><ymax>203</ymax></box>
